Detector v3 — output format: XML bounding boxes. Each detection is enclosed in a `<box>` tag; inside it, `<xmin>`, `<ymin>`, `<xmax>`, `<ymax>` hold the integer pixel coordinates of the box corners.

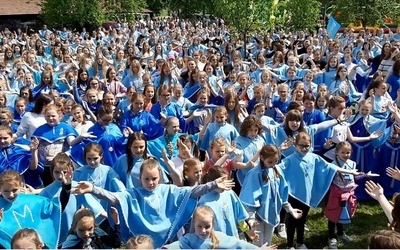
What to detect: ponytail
<box><xmin>209</xmin><ymin>231</ymin><xmax>220</xmax><ymax>249</ymax></box>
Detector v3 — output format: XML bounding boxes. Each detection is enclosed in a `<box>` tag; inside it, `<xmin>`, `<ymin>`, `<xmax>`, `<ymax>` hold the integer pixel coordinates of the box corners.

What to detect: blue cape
<box><xmin>198</xmin><ymin>190</ymin><xmax>248</xmax><ymax>237</ymax></box>
<box><xmin>40</xmin><ymin>181</ymin><xmax>105</xmax><ymax>243</ymax></box>
<box><xmin>240</xmin><ymin>166</ymin><xmax>288</xmax><ymax>226</ymax></box>
<box><xmin>0</xmin><ymin>194</ymin><xmax>61</xmax><ymax>249</ymax></box>
<box><xmin>279</xmin><ymin>151</ymin><xmax>338</xmax><ymax>208</ymax></box>
<box><xmin>113</xmin><ymin>184</ymin><xmax>197</xmax><ymax>248</ymax></box>
<box><xmin>165</xmin><ymin>231</ymin><xmax>258</xmax><ymax>249</ymax></box>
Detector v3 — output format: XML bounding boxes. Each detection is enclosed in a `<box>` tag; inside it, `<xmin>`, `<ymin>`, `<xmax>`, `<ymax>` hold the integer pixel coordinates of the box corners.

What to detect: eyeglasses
<box><xmin>161</xmin><ymin>94</ymin><xmax>171</xmax><ymax>98</ymax></box>
<box><xmin>297</xmin><ymin>144</ymin><xmax>311</xmax><ymax>150</ymax></box>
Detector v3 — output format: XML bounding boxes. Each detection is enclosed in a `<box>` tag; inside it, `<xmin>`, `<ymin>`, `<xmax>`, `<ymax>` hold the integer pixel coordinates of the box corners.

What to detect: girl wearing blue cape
<box><xmin>278</xmin><ymin>132</ymin><xmax>360</xmax><ymax>249</ymax></box>
<box><xmin>39</xmin><ymin>153</ymin><xmax>106</xmax><ymax>244</ymax></box>
<box><xmin>114</xmin><ymin>132</ymin><xmax>170</xmax><ymax>188</ymax></box>
<box><xmin>377</xmin><ymin>105</ymin><xmax>400</xmax><ymax>194</ymax></box>
<box><xmin>119</xmin><ymin>92</ymin><xmax>164</xmax><ymax>141</ymax></box>
<box><xmin>240</xmin><ymin>145</ymin><xmax>303</xmax><ymax>246</ymax></box>
<box><xmin>324</xmin><ymin>142</ymin><xmax>378</xmax><ymax>249</ymax></box>
<box><xmin>0</xmin><ymin>169</ymin><xmax>72</xmax><ymax>249</ymax></box>
<box><xmin>365</xmin><ymin>80</ymin><xmax>393</xmax><ymax>119</ymax></box>
<box><xmin>151</xmin><ymin>84</ymin><xmax>187</xmax><ymax>132</ymax></box>
<box><xmin>73</xmin><ymin>142</ymin><xmax>125</xmax><ymax>210</ymax></box>
<box><xmin>32</xmin><ymin>70</ymin><xmax>63</xmax><ymax>100</ymax></box>
<box><xmin>199</xmin><ymin>106</ymin><xmax>239</xmax><ymax>154</ymax></box>
<box><xmin>314</xmin><ymin>96</ymin><xmax>381</xmax><ymax>161</ymax></box>
<box><xmin>232</xmin><ymin>115</ymin><xmax>266</xmax><ymax>187</ymax></box>
<box><xmin>69</xmin><ymin>105</ymin><xmax>127</xmax><ymax>168</ymax></box>
<box><xmin>147</xmin><ymin>117</ymin><xmax>198</xmax><ymax>176</ymax></box>
<box><xmin>186</xmin><ymin>88</ymin><xmax>217</xmax><ymax>134</ymax></box>
<box><xmin>263</xmin><ymin>109</ymin><xmax>345</xmax><ymax>158</ymax></box>
<box><xmin>317</xmin><ymin>56</ymin><xmax>339</xmax><ymax>86</ymax></box>
<box><xmin>184</xmin><ymin>71</ymin><xmax>212</xmax><ymax>104</ymax></box>
<box><xmin>348</xmin><ymin>100</ymin><xmax>388</xmax><ymax>199</ymax></box>
<box><xmin>32</xmin><ymin>104</ymin><xmax>96</xmax><ymax>186</ymax></box>
<box><xmin>199</xmin><ymin>166</ymin><xmax>255</xmax><ymax>240</ymax></box>
<box><xmin>61</xmin><ymin>206</ymin><xmax>121</xmax><ymax>249</ymax></box>
<box><xmin>72</xmin><ymin>158</ymin><xmax>235</xmax><ymax>248</ymax></box>
<box><xmin>328</xmin><ymin>66</ymin><xmax>362</xmax><ymax>106</ymax></box>
<box><xmin>0</xmin><ymin>125</ymin><xmax>43</xmax><ymax>188</ymax></box>
<box><xmin>164</xmin><ymin>206</ymin><xmax>271</xmax><ymax>249</ymax></box>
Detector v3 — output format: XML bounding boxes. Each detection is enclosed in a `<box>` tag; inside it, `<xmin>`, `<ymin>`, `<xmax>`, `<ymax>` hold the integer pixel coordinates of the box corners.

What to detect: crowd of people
<box><xmin>0</xmin><ymin>15</ymin><xmax>400</xmax><ymax>249</ymax></box>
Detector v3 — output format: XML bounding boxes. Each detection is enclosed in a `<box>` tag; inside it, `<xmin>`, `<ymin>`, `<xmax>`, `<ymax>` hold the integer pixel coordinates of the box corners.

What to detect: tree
<box><xmin>330</xmin><ymin>0</ymin><xmax>400</xmax><ymax>28</ymax></box>
<box><xmin>41</xmin><ymin>0</ymin><xmax>146</xmax><ymax>29</ymax></box>
<box><xmin>213</xmin><ymin>0</ymin><xmax>275</xmax><ymax>57</ymax></box>
<box><xmin>275</xmin><ymin>0</ymin><xmax>322</xmax><ymax>31</ymax></box>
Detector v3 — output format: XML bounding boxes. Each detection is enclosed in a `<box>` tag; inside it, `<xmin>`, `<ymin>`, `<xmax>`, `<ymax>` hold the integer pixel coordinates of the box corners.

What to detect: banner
<box><xmin>327</xmin><ymin>15</ymin><xmax>341</xmax><ymax>39</ymax></box>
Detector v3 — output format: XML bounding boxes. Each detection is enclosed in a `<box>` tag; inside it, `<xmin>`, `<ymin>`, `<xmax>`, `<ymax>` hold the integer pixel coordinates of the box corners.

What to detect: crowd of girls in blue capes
<box><xmin>1</xmin><ymin>15</ymin><xmax>400</xmax><ymax>249</ymax></box>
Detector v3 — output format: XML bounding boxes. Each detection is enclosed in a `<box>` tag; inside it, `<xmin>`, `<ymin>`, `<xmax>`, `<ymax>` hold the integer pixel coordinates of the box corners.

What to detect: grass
<box><xmin>272</xmin><ymin>201</ymin><xmax>388</xmax><ymax>249</ymax></box>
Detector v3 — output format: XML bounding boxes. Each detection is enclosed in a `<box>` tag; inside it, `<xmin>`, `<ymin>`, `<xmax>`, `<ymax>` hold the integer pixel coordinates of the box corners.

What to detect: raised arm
<box><xmin>365</xmin><ymin>180</ymin><xmax>393</xmax><ymax>223</ymax></box>
<box><xmin>73</xmin><ymin>181</ymin><xmax>120</xmax><ymax>205</ymax></box>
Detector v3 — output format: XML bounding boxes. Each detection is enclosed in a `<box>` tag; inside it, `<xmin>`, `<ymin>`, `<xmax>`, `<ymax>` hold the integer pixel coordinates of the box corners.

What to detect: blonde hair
<box><xmin>126</xmin><ymin>235</ymin><xmax>154</xmax><ymax>249</ymax></box>
<box><xmin>0</xmin><ymin>170</ymin><xmax>23</xmax><ymax>188</ymax></box>
<box><xmin>11</xmin><ymin>228</ymin><xmax>43</xmax><ymax>249</ymax></box>
<box><xmin>192</xmin><ymin>206</ymin><xmax>219</xmax><ymax>249</ymax></box>
<box><xmin>139</xmin><ymin>158</ymin><xmax>163</xmax><ymax>184</ymax></box>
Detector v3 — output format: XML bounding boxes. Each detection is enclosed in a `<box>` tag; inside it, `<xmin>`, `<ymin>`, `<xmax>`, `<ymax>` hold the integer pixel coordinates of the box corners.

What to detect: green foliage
<box><xmin>41</xmin><ymin>0</ymin><xmax>146</xmax><ymax>29</ymax></box>
<box><xmin>275</xmin><ymin>0</ymin><xmax>321</xmax><ymax>31</ymax></box>
<box><xmin>331</xmin><ymin>0</ymin><xmax>400</xmax><ymax>27</ymax></box>
<box><xmin>214</xmin><ymin>0</ymin><xmax>273</xmax><ymax>36</ymax></box>
<box><xmin>273</xmin><ymin>201</ymin><xmax>388</xmax><ymax>248</ymax></box>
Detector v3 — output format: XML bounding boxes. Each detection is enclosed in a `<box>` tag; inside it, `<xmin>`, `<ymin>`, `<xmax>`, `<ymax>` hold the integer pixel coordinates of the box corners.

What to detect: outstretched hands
<box><xmin>214</xmin><ymin>176</ymin><xmax>235</xmax><ymax>191</ymax></box>
<box><xmin>72</xmin><ymin>181</ymin><xmax>94</xmax><ymax>195</ymax></box>
<box><xmin>365</xmin><ymin>180</ymin><xmax>384</xmax><ymax>201</ymax></box>
<box><xmin>387</xmin><ymin>166</ymin><xmax>400</xmax><ymax>181</ymax></box>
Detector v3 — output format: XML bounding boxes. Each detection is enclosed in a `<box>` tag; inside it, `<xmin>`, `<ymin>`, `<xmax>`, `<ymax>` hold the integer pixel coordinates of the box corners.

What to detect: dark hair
<box><xmin>77</xmin><ymin>68</ymin><xmax>89</xmax><ymax>89</ymax></box>
<box><xmin>390</xmin><ymin>193</ymin><xmax>400</xmax><ymax>232</ymax></box>
<box><xmin>40</xmin><ymin>70</ymin><xmax>55</xmax><ymax>87</ymax></box>
<box><xmin>143</xmin><ymin>84</ymin><xmax>157</xmax><ymax>104</ymax></box>
<box><xmin>239</xmin><ymin>115</ymin><xmax>262</xmax><ymax>136</ymax></box>
<box><xmin>368</xmin><ymin>230</ymin><xmax>400</xmax><ymax>249</ymax></box>
<box><xmin>20</xmin><ymin>86</ymin><xmax>34</xmax><ymax>103</ymax></box>
<box><xmin>178</xmin><ymin>134</ymin><xmax>199</xmax><ymax>158</ymax></box>
<box><xmin>126</xmin><ymin>132</ymin><xmax>148</xmax><ymax>173</ymax></box>
<box><xmin>31</xmin><ymin>94</ymin><xmax>53</xmax><ymax>114</ymax></box>
<box><xmin>83</xmin><ymin>142</ymin><xmax>103</xmax><ymax>162</ymax></box>
<box><xmin>201</xmin><ymin>165</ymin><xmax>228</xmax><ymax>184</ymax></box>
<box><xmin>365</xmin><ymin>80</ymin><xmax>385</xmax><ymax>99</ymax></box>
<box><xmin>50</xmin><ymin>153</ymin><xmax>72</xmax><ymax>180</ymax></box>
<box><xmin>259</xmin><ymin>145</ymin><xmax>280</xmax><ymax>182</ymax></box>
<box><xmin>284</xmin><ymin>109</ymin><xmax>305</xmax><ymax>137</ymax></box>
<box><xmin>392</xmin><ymin>59</ymin><xmax>400</xmax><ymax>76</ymax></box>
<box><xmin>287</xmin><ymin>101</ymin><xmax>303</xmax><ymax>113</ymax></box>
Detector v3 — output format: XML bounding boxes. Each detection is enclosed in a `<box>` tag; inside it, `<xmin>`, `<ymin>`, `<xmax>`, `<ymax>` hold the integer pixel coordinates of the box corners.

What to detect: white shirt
<box><xmin>16</xmin><ymin>112</ymin><xmax>46</xmax><ymax>139</ymax></box>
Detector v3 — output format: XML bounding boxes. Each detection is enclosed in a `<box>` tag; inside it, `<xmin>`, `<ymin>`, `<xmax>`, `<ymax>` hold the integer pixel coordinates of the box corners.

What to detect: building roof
<box><xmin>0</xmin><ymin>0</ymin><xmax>42</xmax><ymax>16</ymax></box>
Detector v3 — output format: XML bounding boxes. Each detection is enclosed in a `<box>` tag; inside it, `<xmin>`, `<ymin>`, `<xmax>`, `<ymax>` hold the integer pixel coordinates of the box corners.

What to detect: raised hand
<box><xmin>245</xmin><ymin>229</ymin><xmax>260</xmax><ymax>242</ymax></box>
<box><xmin>72</xmin><ymin>181</ymin><xmax>94</xmax><ymax>195</ymax></box>
<box><xmin>215</xmin><ymin>176</ymin><xmax>235</xmax><ymax>191</ymax></box>
<box><xmin>369</xmin><ymin>131</ymin><xmax>382</xmax><ymax>140</ymax></box>
<box><xmin>80</xmin><ymin>132</ymin><xmax>97</xmax><ymax>139</ymax></box>
<box><xmin>110</xmin><ymin>206</ymin><xmax>120</xmax><ymax>225</ymax></box>
<box><xmin>365</xmin><ymin>180</ymin><xmax>384</xmax><ymax>201</ymax></box>
<box><xmin>387</xmin><ymin>166</ymin><xmax>400</xmax><ymax>181</ymax></box>
<box><xmin>61</xmin><ymin>165</ymin><xmax>73</xmax><ymax>186</ymax></box>
<box><xmin>29</xmin><ymin>137</ymin><xmax>39</xmax><ymax>152</ymax></box>
<box><xmin>366</xmin><ymin>171</ymin><xmax>380</xmax><ymax>178</ymax></box>
<box><xmin>279</xmin><ymin>139</ymin><xmax>293</xmax><ymax>151</ymax></box>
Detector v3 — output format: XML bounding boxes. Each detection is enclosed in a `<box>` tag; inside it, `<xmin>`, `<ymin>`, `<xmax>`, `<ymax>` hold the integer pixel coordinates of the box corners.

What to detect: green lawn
<box><xmin>272</xmin><ymin>201</ymin><xmax>388</xmax><ymax>249</ymax></box>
